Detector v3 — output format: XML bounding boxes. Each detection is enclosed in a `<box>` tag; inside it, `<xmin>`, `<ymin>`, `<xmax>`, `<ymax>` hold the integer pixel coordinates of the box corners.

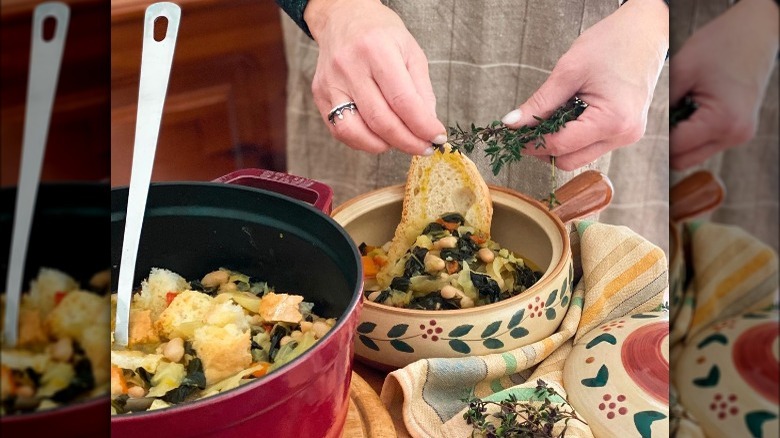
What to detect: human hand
<box><xmin>669</xmin><ymin>0</ymin><xmax>779</xmax><ymax>170</ymax></box>
<box><xmin>304</xmin><ymin>0</ymin><xmax>447</xmax><ymax>155</ymax></box>
<box><xmin>500</xmin><ymin>0</ymin><xmax>669</xmax><ymax>171</ymax></box>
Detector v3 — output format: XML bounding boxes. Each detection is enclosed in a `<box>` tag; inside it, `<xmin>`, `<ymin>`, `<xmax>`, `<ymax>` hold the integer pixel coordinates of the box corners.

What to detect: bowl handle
<box><xmin>213</xmin><ymin>169</ymin><xmax>334</xmax><ymax>214</ymax></box>
<box><xmin>549</xmin><ymin>170</ymin><xmax>614</xmax><ymax>224</ymax></box>
<box><xmin>670</xmin><ymin>170</ymin><xmax>725</xmax><ymax>224</ymax></box>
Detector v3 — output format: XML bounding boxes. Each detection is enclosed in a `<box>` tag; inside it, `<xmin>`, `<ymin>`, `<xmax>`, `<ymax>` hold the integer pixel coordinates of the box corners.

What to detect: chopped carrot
<box><xmin>470</xmin><ymin>234</ymin><xmax>487</xmax><ymax>245</ymax></box>
<box><xmin>362</xmin><ymin>255</ymin><xmax>379</xmax><ymax>278</ymax></box>
<box><xmin>249</xmin><ymin>362</ymin><xmax>271</xmax><ymax>378</ymax></box>
<box><xmin>1</xmin><ymin>365</ymin><xmax>16</xmax><ymax>397</ymax></box>
<box><xmin>436</xmin><ymin>218</ymin><xmax>459</xmax><ymax>231</ymax></box>
<box><xmin>110</xmin><ymin>366</ymin><xmax>128</xmax><ymax>395</ymax></box>
<box><xmin>54</xmin><ymin>291</ymin><xmax>67</xmax><ymax>306</ymax></box>
<box><xmin>372</xmin><ymin>254</ymin><xmax>388</xmax><ymax>268</ymax></box>
<box><xmin>446</xmin><ymin>260</ymin><xmax>461</xmax><ymax>274</ymax></box>
<box><xmin>165</xmin><ymin>292</ymin><xmax>178</xmax><ymax>306</ymax></box>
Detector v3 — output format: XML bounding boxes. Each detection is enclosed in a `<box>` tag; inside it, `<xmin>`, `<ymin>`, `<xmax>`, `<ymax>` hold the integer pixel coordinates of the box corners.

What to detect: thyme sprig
<box><xmin>670</xmin><ymin>95</ymin><xmax>698</xmax><ymax>128</ymax></box>
<box><xmin>447</xmin><ymin>97</ymin><xmax>588</xmax><ymax>177</ymax></box>
<box><xmin>543</xmin><ymin>157</ymin><xmax>560</xmax><ymax>210</ymax></box>
<box><xmin>463</xmin><ymin>380</ymin><xmax>585</xmax><ymax>438</ymax></box>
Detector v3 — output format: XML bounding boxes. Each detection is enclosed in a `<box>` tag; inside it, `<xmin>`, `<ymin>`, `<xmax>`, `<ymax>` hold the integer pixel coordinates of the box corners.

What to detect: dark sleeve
<box><xmin>274</xmin><ymin>0</ymin><xmax>313</xmax><ymax>39</ymax></box>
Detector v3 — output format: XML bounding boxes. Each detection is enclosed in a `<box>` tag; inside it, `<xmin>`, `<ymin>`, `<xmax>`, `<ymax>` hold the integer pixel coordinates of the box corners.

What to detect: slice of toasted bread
<box><xmin>376</xmin><ymin>143</ymin><xmax>492</xmax><ymax>287</ymax></box>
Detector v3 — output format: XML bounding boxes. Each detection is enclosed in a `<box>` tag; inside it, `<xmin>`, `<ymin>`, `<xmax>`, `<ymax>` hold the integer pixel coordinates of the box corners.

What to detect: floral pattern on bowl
<box><xmin>564</xmin><ymin>311</ymin><xmax>669</xmax><ymax>438</ymax></box>
<box><xmin>354</xmin><ymin>262</ymin><xmax>574</xmax><ymax>364</ymax></box>
<box><xmin>674</xmin><ymin>309</ymin><xmax>779</xmax><ymax>438</ymax></box>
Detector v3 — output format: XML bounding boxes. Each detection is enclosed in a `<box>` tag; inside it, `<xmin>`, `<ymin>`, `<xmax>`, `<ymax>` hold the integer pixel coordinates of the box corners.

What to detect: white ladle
<box><xmin>114</xmin><ymin>2</ymin><xmax>180</xmax><ymax>347</ymax></box>
<box><xmin>3</xmin><ymin>2</ymin><xmax>70</xmax><ymax>347</ymax></box>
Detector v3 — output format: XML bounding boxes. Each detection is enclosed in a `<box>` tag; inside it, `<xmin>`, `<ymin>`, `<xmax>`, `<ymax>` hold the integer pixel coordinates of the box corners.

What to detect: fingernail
<box><xmin>422</xmin><ymin>146</ymin><xmax>435</xmax><ymax>156</ymax></box>
<box><xmin>432</xmin><ymin>133</ymin><xmax>447</xmax><ymax>144</ymax></box>
<box><xmin>501</xmin><ymin>109</ymin><xmax>522</xmax><ymax>126</ymax></box>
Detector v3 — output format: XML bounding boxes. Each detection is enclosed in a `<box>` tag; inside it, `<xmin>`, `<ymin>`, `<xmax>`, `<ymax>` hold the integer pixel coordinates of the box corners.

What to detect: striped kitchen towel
<box><xmin>669</xmin><ymin>221</ymin><xmax>778</xmax><ymax>437</ymax></box>
<box><xmin>381</xmin><ymin>221</ymin><xmax>668</xmax><ymax>438</ymax></box>
<box><xmin>670</xmin><ymin>221</ymin><xmax>778</xmax><ymax>345</ymax></box>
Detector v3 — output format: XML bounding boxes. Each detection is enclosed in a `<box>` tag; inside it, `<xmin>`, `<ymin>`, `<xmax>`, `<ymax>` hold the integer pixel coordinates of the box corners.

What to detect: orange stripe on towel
<box><xmin>582</xmin><ymin>249</ymin><xmax>664</xmax><ymax>327</ymax></box>
<box><xmin>692</xmin><ymin>249</ymin><xmax>774</xmax><ymax>327</ymax></box>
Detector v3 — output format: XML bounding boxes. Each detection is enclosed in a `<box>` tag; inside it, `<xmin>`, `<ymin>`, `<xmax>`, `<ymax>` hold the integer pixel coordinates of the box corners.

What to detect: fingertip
<box><xmin>501</xmin><ymin>109</ymin><xmax>523</xmax><ymax>128</ymax></box>
<box><xmin>432</xmin><ymin>133</ymin><xmax>447</xmax><ymax>145</ymax></box>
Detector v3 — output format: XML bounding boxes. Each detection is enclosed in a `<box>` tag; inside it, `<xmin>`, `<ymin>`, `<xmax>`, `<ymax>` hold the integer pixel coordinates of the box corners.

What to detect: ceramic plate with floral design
<box><xmin>674</xmin><ymin>309</ymin><xmax>778</xmax><ymax>438</ymax></box>
<box><xmin>564</xmin><ymin>311</ymin><xmax>669</xmax><ymax>438</ymax></box>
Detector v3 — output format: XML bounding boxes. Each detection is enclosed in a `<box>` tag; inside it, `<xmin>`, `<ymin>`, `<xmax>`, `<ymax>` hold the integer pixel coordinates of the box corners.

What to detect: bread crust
<box><xmin>376</xmin><ymin>144</ymin><xmax>492</xmax><ymax>287</ymax></box>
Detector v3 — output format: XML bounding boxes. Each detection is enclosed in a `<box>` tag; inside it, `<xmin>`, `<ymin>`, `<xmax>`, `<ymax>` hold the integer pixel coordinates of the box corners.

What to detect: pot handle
<box><xmin>213</xmin><ymin>169</ymin><xmax>334</xmax><ymax>214</ymax></box>
<box><xmin>549</xmin><ymin>170</ymin><xmax>614</xmax><ymax>224</ymax></box>
<box><xmin>670</xmin><ymin>170</ymin><xmax>725</xmax><ymax>224</ymax></box>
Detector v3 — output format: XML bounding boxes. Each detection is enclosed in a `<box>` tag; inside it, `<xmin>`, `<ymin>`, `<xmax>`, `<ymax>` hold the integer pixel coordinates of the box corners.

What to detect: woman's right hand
<box><xmin>304</xmin><ymin>0</ymin><xmax>447</xmax><ymax>155</ymax></box>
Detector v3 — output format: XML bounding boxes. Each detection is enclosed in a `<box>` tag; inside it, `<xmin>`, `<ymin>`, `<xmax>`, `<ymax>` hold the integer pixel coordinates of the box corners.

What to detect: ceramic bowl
<box><xmin>674</xmin><ymin>309</ymin><xmax>779</xmax><ymax>438</ymax></box>
<box><xmin>563</xmin><ymin>311</ymin><xmax>670</xmax><ymax>438</ymax></box>
<box><xmin>331</xmin><ymin>171</ymin><xmax>612</xmax><ymax>370</ymax></box>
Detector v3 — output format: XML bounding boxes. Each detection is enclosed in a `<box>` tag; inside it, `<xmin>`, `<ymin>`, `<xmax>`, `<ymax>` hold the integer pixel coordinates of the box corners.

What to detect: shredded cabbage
<box><xmin>269</xmin><ymin>331</ymin><xmax>317</xmax><ymax>372</ymax></box>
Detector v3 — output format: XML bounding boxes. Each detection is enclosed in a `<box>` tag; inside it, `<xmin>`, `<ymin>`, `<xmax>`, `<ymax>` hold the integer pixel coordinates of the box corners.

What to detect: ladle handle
<box><xmin>3</xmin><ymin>2</ymin><xmax>69</xmax><ymax>346</ymax></box>
<box><xmin>670</xmin><ymin>170</ymin><xmax>725</xmax><ymax>223</ymax></box>
<box><xmin>549</xmin><ymin>170</ymin><xmax>614</xmax><ymax>224</ymax></box>
<box><xmin>115</xmin><ymin>2</ymin><xmax>180</xmax><ymax>347</ymax></box>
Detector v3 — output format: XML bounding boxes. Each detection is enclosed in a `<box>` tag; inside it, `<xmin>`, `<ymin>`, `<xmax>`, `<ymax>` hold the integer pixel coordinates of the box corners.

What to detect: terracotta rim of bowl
<box><xmin>331</xmin><ymin>184</ymin><xmax>570</xmax><ymax>316</ymax></box>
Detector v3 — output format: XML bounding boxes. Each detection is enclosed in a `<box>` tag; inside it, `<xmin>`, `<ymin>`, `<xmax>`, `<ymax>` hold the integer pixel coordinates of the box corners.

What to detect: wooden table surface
<box><xmin>348</xmin><ymin>361</ymin><xmax>414</xmax><ymax>438</ymax></box>
<box><xmin>352</xmin><ymin>361</ymin><xmax>388</xmax><ymax>396</ymax></box>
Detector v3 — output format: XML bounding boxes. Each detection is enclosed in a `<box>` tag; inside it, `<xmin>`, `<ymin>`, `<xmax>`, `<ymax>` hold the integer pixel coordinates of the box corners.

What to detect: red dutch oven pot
<box><xmin>110</xmin><ymin>169</ymin><xmax>364</xmax><ymax>438</ymax></box>
<box><xmin>0</xmin><ymin>169</ymin><xmax>363</xmax><ymax>437</ymax></box>
<box><xmin>1</xmin><ymin>182</ymin><xmax>110</xmax><ymax>438</ymax></box>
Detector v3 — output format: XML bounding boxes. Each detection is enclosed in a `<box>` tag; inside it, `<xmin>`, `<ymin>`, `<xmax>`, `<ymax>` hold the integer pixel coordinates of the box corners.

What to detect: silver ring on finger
<box><xmin>327</xmin><ymin>101</ymin><xmax>358</xmax><ymax>126</ymax></box>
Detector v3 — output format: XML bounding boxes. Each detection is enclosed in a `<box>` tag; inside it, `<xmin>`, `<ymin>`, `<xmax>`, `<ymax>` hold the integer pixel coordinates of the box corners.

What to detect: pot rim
<box><xmin>0</xmin><ymin>396</ymin><xmax>107</xmax><ymax>423</ymax></box>
<box><xmin>331</xmin><ymin>183</ymin><xmax>570</xmax><ymax>316</ymax></box>
<box><xmin>110</xmin><ymin>181</ymin><xmax>364</xmax><ymax>421</ymax></box>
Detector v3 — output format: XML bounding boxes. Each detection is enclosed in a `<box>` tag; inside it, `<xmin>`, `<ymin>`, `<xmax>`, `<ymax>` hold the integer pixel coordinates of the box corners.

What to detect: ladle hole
<box><xmin>153</xmin><ymin>16</ymin><xmax>168</xmax><ymax>42</ymax></box>
<box><xmin>42</xmin><ymin>16</ymin><xmax>57</xmax><ymax>42</ymax></box>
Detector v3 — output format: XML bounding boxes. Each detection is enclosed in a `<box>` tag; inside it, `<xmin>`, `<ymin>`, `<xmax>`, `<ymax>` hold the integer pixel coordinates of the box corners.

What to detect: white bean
<box><xmin>478</xmin><ymin>248</ymin><xmax>495</xmax><ymax>263</ymax></box>
<box><xmin>300</xmin><ymin>321</ymin><xmax>313</xmax><ymax>333</ymax></box>
<box><xmin>127</xmin><ymin>386</ymin><xmax>146</xmax><ymax>398</ymax></box>
<box><xmin>312</xmin><ymin>321</ymin><xmax>330</xmax><ymax>339</ymax></box>
<box><xmin>218</xmin><ymin>281</ymin><xmax>237</xmax><ymax>293</ymax></box>
<box><xmin>434</xmin><ymin>236</ymin><xmax>458</xmax><ymax>249</ymax></box>
<box><xmin>50</xmin><ymin>338</ymin><xmax>73</xmax><ymax>362</ymax></box>
<box><xmin>249</xmin><ymin>314</ymin><xmax>263</xmax><ymax>326</ymax></box>
<box><xmin>88</xmin><ymin>270</ymin><xmax>111</xmax><ymax>291</ymax></box>
<box><xmin>424</xmin><ymin>253</ymin><xmax>446</xmax><ymax>273</ymax></box>
<box><xmin>16</xmin><ymin>386</ymin><xmax>35</xmax><ymax>398</ymax></box>
<box><xmin>279</xmin><ymin>336</ymin><xmax>293</xmax><ymax>346</ymax></box>
<box><xmin>163</xmin><ymin>337</ymin><xmax>185</xmax><ymax>363</ymax></box>
<box><xmin>367</xmin><ymin>291</ymin><xmax>381</xmax><ymax>302</ymax></box>
<box><xmin>202</xmin><ymin>270</ymin><xmax>230</xmax><ymax>288</ymax></box>
<box><xmin>440</xmin><ymin>285</ymin><xmax>460</xmax><ymax>300</ymax></box>
<box><xmin>290</xmin><ymin>330</ymin><xmax>303</xmax><ymax>341</ymax></box>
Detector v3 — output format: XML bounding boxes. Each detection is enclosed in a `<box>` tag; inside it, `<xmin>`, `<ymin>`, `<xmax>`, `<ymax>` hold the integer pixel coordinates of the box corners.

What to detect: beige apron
<box><xmin>281</xmin><ymin>0</ymin><xmax>670</xmax><ymax>254</ymax></box>
<box><xmin>670</xmin><ymin>0</ymin><xmax>779</xmax><ymax>253</ymax></box>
